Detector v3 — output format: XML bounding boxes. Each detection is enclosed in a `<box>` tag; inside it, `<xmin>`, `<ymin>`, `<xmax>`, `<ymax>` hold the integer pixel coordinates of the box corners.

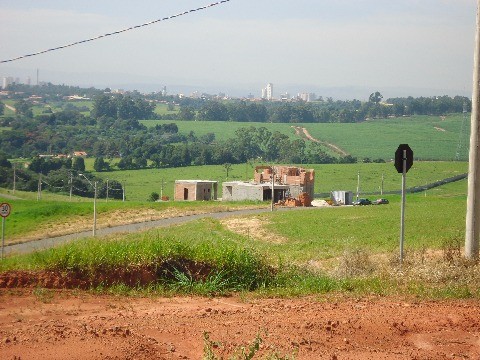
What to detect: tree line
<box><xmin>154</xmin><ymin>94</ymin><xmax>470</xmax><ymax>123</ymax></box>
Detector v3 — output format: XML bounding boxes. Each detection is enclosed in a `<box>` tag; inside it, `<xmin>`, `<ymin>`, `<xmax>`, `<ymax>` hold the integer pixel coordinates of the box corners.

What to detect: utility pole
<box><xmin>356</xmin><ymin>171</ymin><xmax>360</xmax><ymax>200</ymax></box>
<box><xmin>12</xmin><ymin>163</ymin><xmax>16</xmax><ymax>194</ymax></box>
<box><xmin>271</xmin><ymin>166</ymin><xmax>275</xmax><ymax>212</ymax></box>
<box><xmin>37</xmin><ymin>174</ymin><xmax>42</xmax><ymax>201</ymax></box>
<box><xmin>69</xmin><ymin>172</ymin><xmax>73</xmax><ymax>201</ymax></box>
<box><xmin>466</xmin><ymin>0</ymin><xmax>480</xmax><ymax>259</ymax></box>
<box><xmin>93</xmin><ymin>181</ymin><xmax>97</xmax><ymax>236</ymax></box>
<box><xmin>381</xmin><ymin>173</ymin><xmax>384</xmax><ymax>196</ymax></box>
<box><xmin>106</xmin><ymin>179</ymin><xmax>109</xmax><ymax>202</ymax></box>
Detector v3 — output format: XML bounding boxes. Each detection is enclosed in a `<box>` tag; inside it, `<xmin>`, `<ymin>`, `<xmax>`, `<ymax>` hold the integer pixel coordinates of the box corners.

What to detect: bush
<box><xmin>148</xmin><ymin>192</ymin><xmax>160</xmax><ymax>202</ymax></box>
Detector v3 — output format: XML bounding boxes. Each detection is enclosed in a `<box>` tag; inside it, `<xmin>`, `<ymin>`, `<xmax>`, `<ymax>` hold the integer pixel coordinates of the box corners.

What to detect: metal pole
<box><xmin>400</xmin><ymin>149</ymin><xmax>407</xmax><ymax>263</ymax></box>
<box><xmin>1</xmin><ymin>217</ymin><xmax>5</xmax><ymax>260</ymax></box>
<box><xmin>106</xmin><ymin>179</ymin><xmax>109</xmax><ymax>202</ymax></box>
<box><xmin>466</xmin><ymin>0</ymin><xmax>480</xmax><ymax>259</ymax></box>
<box><xmin>93</xmin><ymin>181</ymin><xmax>97</xmax><ymax>236</ymax></box>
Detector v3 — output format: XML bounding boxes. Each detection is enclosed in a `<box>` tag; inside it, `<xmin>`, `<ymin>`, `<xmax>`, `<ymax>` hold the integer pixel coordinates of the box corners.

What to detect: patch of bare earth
<box><xmin>1</xmin><ymin>291</ymin><xmax>479</xmax><ymax>360</ymax></box>
<box><xmin>434</xmin><ymin>126</ymin><xmax>446</xmax><ymax>132</ymax></box>
<box><xmin>221</xmin><ymin>216</ymin><xmax>288</xmax><ymax>244</ymax></box>
<box><xmin>291</xmin><ymin>126</ymin><xmax>349</xmax><ymax>157</ymax></box>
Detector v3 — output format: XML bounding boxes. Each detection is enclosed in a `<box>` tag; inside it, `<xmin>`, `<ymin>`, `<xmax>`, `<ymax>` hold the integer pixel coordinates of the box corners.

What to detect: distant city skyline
<box><xmin>0</xmin><ymin>1</ymin><xmax>476</xmax><ymax>100</ymax></box>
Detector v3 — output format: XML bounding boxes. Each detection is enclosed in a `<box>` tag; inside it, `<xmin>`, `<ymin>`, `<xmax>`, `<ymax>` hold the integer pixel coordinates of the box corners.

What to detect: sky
<box><xmin>0</xmin><ymin>0</ymin><xmax>477</xmax><ymax>99</ymax></box>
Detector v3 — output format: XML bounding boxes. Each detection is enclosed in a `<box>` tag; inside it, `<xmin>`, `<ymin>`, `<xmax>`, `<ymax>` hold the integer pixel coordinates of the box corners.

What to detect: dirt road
<box><xmin>1</xmin><ymin>291</ymin><xmax>479</xmax><ymax>359</ymax></box>
<box><xmin>291</xmin><ymin>126</ymin><xmax>349</xmax><ymax>156</ymax></box>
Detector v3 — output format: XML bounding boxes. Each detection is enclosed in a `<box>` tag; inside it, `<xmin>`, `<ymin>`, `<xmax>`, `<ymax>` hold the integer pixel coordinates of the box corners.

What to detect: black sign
<box><xmin>395</xmin><ymin>144</ymin><xmax>413</xmax><ymax>173</ymax></box>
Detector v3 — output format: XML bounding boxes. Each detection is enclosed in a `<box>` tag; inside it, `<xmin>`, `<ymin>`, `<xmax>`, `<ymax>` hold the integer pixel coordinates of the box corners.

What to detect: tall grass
<box><xmin>0</xmin><ymin>219</ymin><xmax>274</xmax><ymax>294</ymax></box>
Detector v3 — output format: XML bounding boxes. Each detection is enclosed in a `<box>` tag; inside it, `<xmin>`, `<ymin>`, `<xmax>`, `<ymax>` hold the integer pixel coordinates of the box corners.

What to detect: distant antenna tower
<box><xmin>455</xmin><ymin>101</ymin><xmax>469</xmax><ymax>161</ymax></box>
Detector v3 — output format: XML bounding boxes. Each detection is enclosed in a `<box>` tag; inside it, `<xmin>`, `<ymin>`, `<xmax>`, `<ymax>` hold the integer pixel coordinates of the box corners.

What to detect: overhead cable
<box><xmin>0</xmin><ymin>0</ymin><xmax>232</xmax><ymax>64</ymax></box>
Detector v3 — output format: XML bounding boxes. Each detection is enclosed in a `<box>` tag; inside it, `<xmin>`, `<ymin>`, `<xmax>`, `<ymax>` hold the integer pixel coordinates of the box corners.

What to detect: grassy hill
<box><xmin>141</xmin><ymin>113</ymin><xmax>469</xmax><ymax>161</ymax></box>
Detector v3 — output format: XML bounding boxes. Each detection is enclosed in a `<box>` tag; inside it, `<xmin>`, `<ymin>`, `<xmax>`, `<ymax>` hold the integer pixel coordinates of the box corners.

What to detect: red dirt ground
<box><xmin>1</xmin><ymin>289</ymin><xmax>479</xmax><ymax>360</ymax></box>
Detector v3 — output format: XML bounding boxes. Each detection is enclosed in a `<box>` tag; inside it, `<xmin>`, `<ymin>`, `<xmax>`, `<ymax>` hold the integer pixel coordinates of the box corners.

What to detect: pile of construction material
<box><xmin>277</xmin><ymin>192</ymin><xmax>312</xmax><ymax>207</ymax></box>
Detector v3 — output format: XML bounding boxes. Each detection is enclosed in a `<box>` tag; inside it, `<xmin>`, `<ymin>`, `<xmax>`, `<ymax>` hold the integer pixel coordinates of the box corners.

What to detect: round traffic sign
<box><xmin>0</xmin><ymin>203</ymin><xmax>11</xmax><ymax>218</ymax></box>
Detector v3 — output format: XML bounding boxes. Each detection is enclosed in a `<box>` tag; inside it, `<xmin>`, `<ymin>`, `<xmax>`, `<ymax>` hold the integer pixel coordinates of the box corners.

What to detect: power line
<box><xmin>0</xmin><ymin>0</ymin><xmax>232</xmax><ymax>64</ymax></box>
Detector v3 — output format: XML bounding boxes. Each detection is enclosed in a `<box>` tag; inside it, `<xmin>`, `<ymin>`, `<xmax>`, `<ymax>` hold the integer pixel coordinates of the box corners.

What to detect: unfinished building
<box><xmin>222</xmin><ymin>166</ymin><xmax>315</xmax><ymax>204</ymax></box>
<box><xmin>174</xmin><ymin>180</ymin><xmax>218</xmax><ymax>201</ymax></box>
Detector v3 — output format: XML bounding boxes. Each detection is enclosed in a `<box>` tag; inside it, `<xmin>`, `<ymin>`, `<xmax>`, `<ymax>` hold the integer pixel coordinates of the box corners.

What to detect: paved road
<box><xmin>3</xmin><ymin>206</ymin><xmax>310</xmax><ymax>257</ymax></box>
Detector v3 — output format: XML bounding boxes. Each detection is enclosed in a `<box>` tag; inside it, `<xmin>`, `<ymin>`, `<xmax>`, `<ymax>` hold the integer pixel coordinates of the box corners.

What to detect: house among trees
<box><xmin>174</xmin><ymin>180</ymin><xmax>218</xmax><ymax>201</ymax></box>
<box><xmin>73</xmin><ymin>151</ymin><xmax>88</xmax><ymax>157</ymax></box>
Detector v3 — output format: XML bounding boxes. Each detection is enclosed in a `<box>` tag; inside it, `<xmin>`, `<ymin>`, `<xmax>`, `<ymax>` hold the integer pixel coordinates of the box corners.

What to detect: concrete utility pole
<box><xmin>271</xmin><ymin>166</ymin><xmax>275</xmax><ymax>212</ymax></box>
<box><xmin>465</xmin><ymin>0</ymin><xmax>480</xmax><ymax>259</ymax></box>
<box><xmin>356</xmin><ymin>171</ymin><xmax>360</xmax><ymax>200</ymax></box>
<box><xmin>12</xmin><ymin>163</ymin><xmax>16</xmax><ymax>194</ymax></box>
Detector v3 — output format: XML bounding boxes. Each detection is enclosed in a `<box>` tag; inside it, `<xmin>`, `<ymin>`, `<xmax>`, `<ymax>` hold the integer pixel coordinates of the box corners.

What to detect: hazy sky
<box><xmin>0</xmin><ymin>0</ymin><xmax>477</xmax><ymax>99</ymax></box>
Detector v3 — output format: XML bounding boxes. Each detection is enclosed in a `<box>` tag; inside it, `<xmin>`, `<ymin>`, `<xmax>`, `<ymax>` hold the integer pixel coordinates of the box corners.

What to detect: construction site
<box><xmin>222</xmin><ymin>165</ymin><xmax>315</xmax><ymax>207</ymax></box>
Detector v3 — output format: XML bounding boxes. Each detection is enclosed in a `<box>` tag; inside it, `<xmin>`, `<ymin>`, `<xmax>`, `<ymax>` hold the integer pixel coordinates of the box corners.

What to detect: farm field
<box><xmin>303</xmin><ymin>113</ymin><xmax>468</xmax><ymax>160</ymax></box>
<box><xmin>140</xmin><ymin>113</ymin><xmax>469</xmax><ymax>161</ymax></box>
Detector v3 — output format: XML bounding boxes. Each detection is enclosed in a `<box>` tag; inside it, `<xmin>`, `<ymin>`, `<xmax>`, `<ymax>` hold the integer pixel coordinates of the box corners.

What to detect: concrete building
<box><xmin>261</xmin><ymin>83</ymin><xmax>273</xmax><ymax>100</ymax></box>
<box><xmin>174</xmin><ymin>180</ymin><xmax>218</xmax><ymax>201</ymax></box>
<box><xmin>2</xmin><ymin>77</ymin><xmax>13</xmax><ymax>89</ymax></box>
<box><xmin>331</xmin><ymin>190</ymin><xmax>354</xmax><ymax>205</ymax></box>
<box><xmin>222</xmin><ymin>166</ymin><xmax>315</xmax><ymax>203</ymax></box>
<box><xmin>222</xmin><ymin>181</ymin><xmax>290</xmax><ymax>202</ymax></box>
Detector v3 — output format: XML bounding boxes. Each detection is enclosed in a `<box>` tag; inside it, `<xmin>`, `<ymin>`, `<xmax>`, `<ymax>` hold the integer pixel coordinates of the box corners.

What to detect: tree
<box><xmin>198</xmin><ymin>101</ymin><xmax>229</xmax><ymax>121</ymax></box>
<box><xmin>14</xmin><ymin>99</ymin><xmax>33</xmax><ymax>118</ymax></box>
<box><xmin>178</xmin><ymin>106</ymin><xmax>195</xmax><ymax>121</ymax></box>
<box><xmin>72</xmin><ymin>157</ymin><xmax>85</xmax><ymax>172</ymax></box>
<box><xmin>93</xmin><ymin>157</ymin><xmax>109</xmax><ymax>172</ymax></box>
<box><xmin>369</xmin><ymin>91</ymin><xmax>383</xmax><ymax>104</ymax></box>
<box><xmin>223</xmin><ymin>163</ymin><xmax>232</xmax><ymax>178</ymax></box>
<box><xmin>92</xmin><ymin>94</ymin><xmax>116</xmax><ymax>118</ymax></box>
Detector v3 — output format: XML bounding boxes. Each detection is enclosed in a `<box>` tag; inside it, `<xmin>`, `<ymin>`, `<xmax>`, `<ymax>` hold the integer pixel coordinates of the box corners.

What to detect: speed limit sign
<box><xmin>0</xmin><ymin>203</ymin><xmax>11</xmax><ymax>218</ymax></box>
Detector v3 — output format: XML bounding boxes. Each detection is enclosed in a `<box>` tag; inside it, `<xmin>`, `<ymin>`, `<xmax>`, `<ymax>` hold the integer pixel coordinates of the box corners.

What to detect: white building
<box><xmin>298</xmin><ymin>92</ymin><xmax>316</xmax><ymax>102</ymax></box>
<box><xmin>261</xmin><ymin>83</ymin><xmax>273</xmax><ymax>100</ymax></box>
<box><xmin>2</xmin><ymin>77</ymin><xmax>13</xmax><ymax>89</ymax></box>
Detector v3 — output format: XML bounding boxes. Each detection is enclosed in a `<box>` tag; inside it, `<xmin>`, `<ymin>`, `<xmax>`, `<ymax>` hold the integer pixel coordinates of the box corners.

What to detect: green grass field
<box><xmin>140</xmin><ymin>114</ymin><xmax>469</xmax><ymax>161</ymax></box>
<box><xmin>88</xmin><ymin>161</ymin><xmax>468</xmax><ymax>202</ymax></box>
<box><xmin>304</xmin><ymin>114</ymin><xmax>468</xmax><ymax>161</ymax></box>
<box><xmin>140</xmin><ymin>119</ymin><xmax>299</xmax><ymax>141</ymax></box>
<box><xmin>0</xmin><ymin>185</ymin><xmax>474</xmax><ymax>297</ymax></box>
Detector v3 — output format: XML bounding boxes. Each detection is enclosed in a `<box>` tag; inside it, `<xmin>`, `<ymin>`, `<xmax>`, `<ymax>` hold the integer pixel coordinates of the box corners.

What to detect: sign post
<box><xmin>0</xmin><ymin>202</ymin><xmax>12</xmax><ymax>260</ymax></box>
<box><xmin>395</xmin><ymin>144</ymin><xmax>413</xmax><ymax>264</ymax></box>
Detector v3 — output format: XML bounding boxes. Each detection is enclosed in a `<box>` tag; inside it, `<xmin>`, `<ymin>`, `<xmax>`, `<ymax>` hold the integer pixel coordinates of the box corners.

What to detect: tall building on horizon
<box><xmin>261</xmin><ymin>83</ymin><xmax>273</xmax><ymax>100</ymax></box>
